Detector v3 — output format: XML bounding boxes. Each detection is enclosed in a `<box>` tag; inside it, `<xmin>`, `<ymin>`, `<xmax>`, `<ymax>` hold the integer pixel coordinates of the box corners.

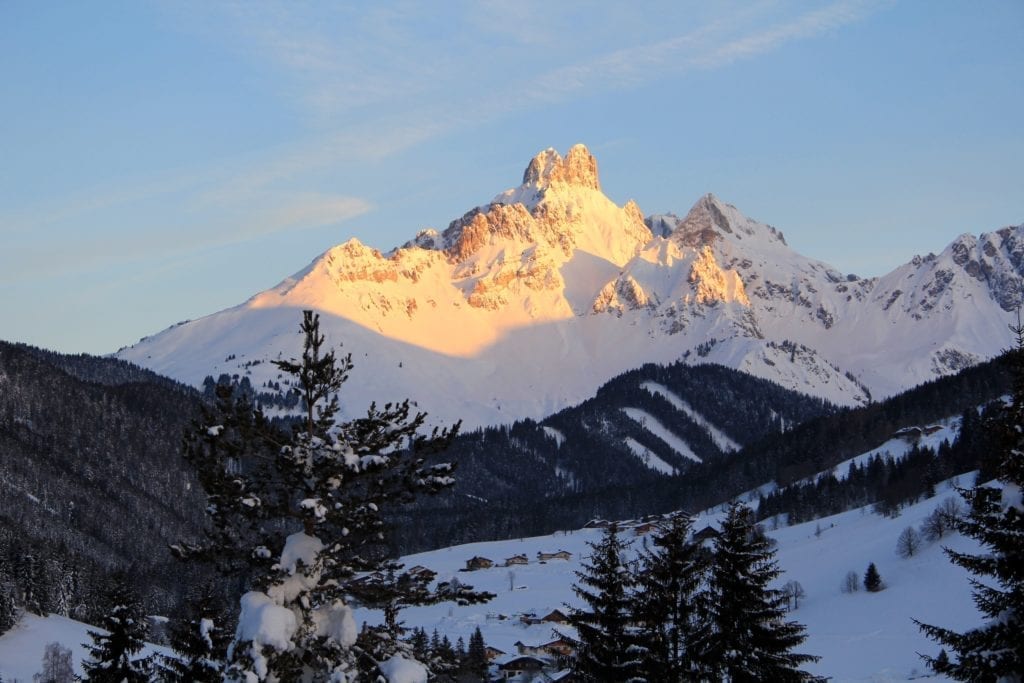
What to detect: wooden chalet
<box><xmin>514</xmin><ymin>635</ymin><xmax>575</xmax><ymax>659</ymax></box>
<box><xmin>495</xmin><ymin>654</ymin><xmax>548</xmax><ymax>680</ymax></box>
<box><xmin>514</xmin><ymin>639</ymin><xmax>545</xmax><ymax>657</ymax></box>
<box><xmin>464</xmin><ymin>556</ymin><xmax>495</xmax><ymax>571</ymax></box>
<box><xmin>539</xmin><ymin>608</ymin><xmax>569</xmax><ymax>625</ymax></box>
<box><xmin>537</xmin><ymin>550</ymin><xmax>572</xmax><ymax>562</ymax></box>
<box><xmin>632</xmin><ymin>521</ymin><xmax>660</xmax><ymax>536</ymax></box>
<box><xmin>504</xmin><ymin>553</ymin><xmax>529</xmax><ymax>566</ymax></box>
<box><xmin>405</xmin><ymin>564</ymin><xmax>435</xmax><ymax>578</ymax></box>
<box><xmin>485</xmin><ymin>645</ymin><xmax>506</xmax><ymax>661</ymax></box>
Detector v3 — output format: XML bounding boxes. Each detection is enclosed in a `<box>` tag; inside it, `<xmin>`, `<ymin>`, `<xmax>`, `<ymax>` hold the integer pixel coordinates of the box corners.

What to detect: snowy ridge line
<box><xmin>640</xmin><ymin>380</ymin><xmax>740</xmax><ymax>452</ymax></box>
<box><xmin>620</xmin><ymin>407</ymin><xmax>701</xmax><ymax>463</ymax></box>
<box><xmin>623</xmin><ymin>436</ymin><xmax>677</xmax><ymax>475</ymax></box>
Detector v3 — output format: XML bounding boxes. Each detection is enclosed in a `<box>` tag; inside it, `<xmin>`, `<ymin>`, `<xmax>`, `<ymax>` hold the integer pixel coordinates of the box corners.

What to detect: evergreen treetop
<box><xmin>916</xmin><ymin>316</ymin><xmax>1024</xmax><ymax>681</ymax></box>
<box><xmin>698</xmin><ymin>502</ymin><xmax>821</xmax><ymax>682</ymax></box>
<box><xmin>177</xmin><ymin>310</ymin><xmax>486</xmax><ymax>681</ymax></box>
<box><xmin>863</xmin><ymin>563</ymin><xmax>883</xmax><ymax>592</ymax></box>
<box><xmin>158</xmin><ymin>584</ymin><xmax>231</xmax><ymax>683</ymax></box>
<box><xmin>80</xmin><ymin>575</ymin><xmax>152</xmax><ymax>683</ymax></box>
<box><xmin>566</xmin><ymin>522</ymin><xmax>639</xmax><ymax>682</ymax></box>
<box><xmin>630</xmin><ymin>513</ymin><xmax>706</xmax><ymax>682</ymax></box>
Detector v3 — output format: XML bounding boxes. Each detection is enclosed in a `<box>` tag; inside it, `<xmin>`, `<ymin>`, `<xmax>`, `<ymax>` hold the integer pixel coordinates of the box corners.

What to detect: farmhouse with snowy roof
<box><xmin>536</xmin><ymin>550</ymin><xmax>572</xmax><ymax>562</ymax></box>
<box><xmin>495</xmin><ymin>654</ymin><xmax>550</xmax><ymax>680</ymax></box>
<box><xmin>405</xmin><ymin>564</ymin><xmax>435</xmax><ymax>578</ymax></box>
<box><xmin>464</xmin><ymin>556</ymin><xmax>495</xmax><ymax>571</ymax></box>
<box><xmin>503</xmin><ymin>553</ymin><xmax>528</xmax><ymax>566</ymax></box>
<box><xmin>539</xmin><ymin>608</ymin><xmax>569</xmax><ymax>624</ymax></box>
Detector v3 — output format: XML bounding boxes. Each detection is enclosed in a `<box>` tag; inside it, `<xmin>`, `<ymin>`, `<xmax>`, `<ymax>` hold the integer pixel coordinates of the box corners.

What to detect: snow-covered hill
<box><xmin>0</xmin><ymin>483</ymin><xmax>981</xmax><ymax>682</ymax></box>
<box><xmin>369</xmin><ymin>482</ymin><xmax>979</xmax><ymax>682</ymax></box>
<box><xmin>116</xmin><ymin>144</ymin><xmax>1024</xmax><ymax>428</ymax></box>
<box><xmin>0</xmin><ymin>613</ymin><xmax>171</xmax><ymax>681</ymax></box>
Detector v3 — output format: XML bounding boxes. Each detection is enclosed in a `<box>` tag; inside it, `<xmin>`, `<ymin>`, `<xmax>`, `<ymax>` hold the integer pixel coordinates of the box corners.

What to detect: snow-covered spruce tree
<box><xmin>566</xmin><ymin>522</ymin><xmax>639</xmax><ymax>682</ymax></box>
<box><xmin>158</xmin><ymin>584</ymin><xmax>232</xmax><ymax>682</ymax></box>
<box><xmin>696</xmin><ymin>502</ymin><xmax>821</xmax><ymax>682</ymax></box>
<box><xmin>80</xmin><ymin>574</ymin><xmax>153</xmax><ymax>682</ymax></box>
<box><xmin>630</xmin><ymin>513</ymin><xmax>706</xmax><ymax>682</ymax></box>
<box><xmin>916</xmin><ymin>318</ymin><xmax>1024</xmax><ymax>681</ymax></box>
<box><xmin>178</xmin><ymin>310</ymin><xmax>470</xmax><ymax>681</ymax></box>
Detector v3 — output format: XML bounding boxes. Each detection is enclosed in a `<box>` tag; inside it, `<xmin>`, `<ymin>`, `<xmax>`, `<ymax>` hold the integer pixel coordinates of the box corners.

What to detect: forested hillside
<box><xmin>392</xmin><ymin>354</ymin><xmax>1011</xmax><ymax>553</ymax></box>
<box><xmin>0</xmin><ymin>342</ymin><xmax>210</xmax><ymax>627</ymax></box>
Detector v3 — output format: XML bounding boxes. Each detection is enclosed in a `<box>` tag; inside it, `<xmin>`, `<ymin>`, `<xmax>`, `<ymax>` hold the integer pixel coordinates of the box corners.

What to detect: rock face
<box><xmin>522</xmin><ymin>144</ymin><xmax>601</xmax><ymax>191</ymax></box>
<box><xmin>117</xmin><ymin>145</ymin><xmax>1024</xmax><ymax>429</ymax></box>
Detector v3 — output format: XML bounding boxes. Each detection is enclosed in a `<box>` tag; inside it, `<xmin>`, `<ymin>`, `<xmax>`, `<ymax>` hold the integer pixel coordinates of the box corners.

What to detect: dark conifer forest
<box><xmin>0</xmin><ymin>342</ymin><xmax>211</xmax><ymax>624</ymax></box>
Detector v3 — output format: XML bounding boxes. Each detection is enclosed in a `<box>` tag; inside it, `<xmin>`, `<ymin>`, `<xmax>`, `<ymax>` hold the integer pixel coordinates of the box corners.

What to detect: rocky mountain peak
<box><xmin>672</xmin><ymin>193</ymin><xmax>787</xmax><ymax>248</ymax></box>
<box><xmin>522</xmin><ymin>143</ymin><xmax>600</xmax><ymax>191</ymax></box>
<box><xmin>675</xmin><ymin>193</ymin><xmax>734</xmax><ymax>244</ymax></box>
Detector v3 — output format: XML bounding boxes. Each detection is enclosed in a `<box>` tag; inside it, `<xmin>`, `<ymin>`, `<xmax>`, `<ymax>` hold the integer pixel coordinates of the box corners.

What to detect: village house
<box><xmin>495</xmin><ymin>654</ymin><xmax>548</xmax><ymax>680</ymax></box>
<box><xmin>536</xmin><ymin>550</ymin><xmax>572</xmax><ymax>562</ymax></box>
<box><xmin>514</xmin><ymin>634</ymin><xmax>575</xmax><ymax>660</ymax></box>
<box><xmin>405</xmin><ymin>565</ymin><xmax>435</xmax><ymax>578</ymax></box>
<box><xmin>632</xmin><ymin>521</ymin><xmax>660</xmax><ymax>536</ymax></box>
<box><xmin>464</xmin><ymin>556</ymin><xmax>495</xmax><ymax>571</ymax></box>
<box><xmin>504</xmin><ymin>553</ymin><xmax>528</xmax><ymax>567</ymax></box>
<box><xmin>539</xmin><ymin>609</ymin><xmax>569</xmax><ymax>625</ymax></box>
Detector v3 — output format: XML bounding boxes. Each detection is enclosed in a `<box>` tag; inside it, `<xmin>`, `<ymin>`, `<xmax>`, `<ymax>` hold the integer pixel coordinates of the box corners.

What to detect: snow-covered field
<box><xmin>0</xmin><ymin>481</ymin><xmax>980</xmax><ymax>681</ymax></box>
<box><xmin>0</xmin><ymin>613</ymin><xmax>170</xmax><ymax>681</ymax></box>
<box><xmin>366</xmin><ymin>482</ymin><xmax>978</xmax><ymax>682</ymax></box>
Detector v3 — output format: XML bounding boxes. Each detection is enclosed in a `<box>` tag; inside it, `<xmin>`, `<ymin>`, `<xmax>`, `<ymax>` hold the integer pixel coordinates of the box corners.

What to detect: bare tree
<box><xmin>921</xmin><ymin>498</ymin><xmax>963</xmax><ymax>541</ymax></box>
<box><xmin>897</xmin><ymin>526</ymin><xmax>921</xmax><ymax>558</ymax></box>
<box><xmin>34</xmin><ymin>642</ymin><xmax>74</xmax><ymax>683</ymax></box>
<box><xmin>782</xmin><ymin>580</ymin><xmax>806</xmax><ymax>610</ymax></box>
<box><xmin>841</xmin><ymin>570</ymin><xmax>860</xmax><ymax>594</ymax></box>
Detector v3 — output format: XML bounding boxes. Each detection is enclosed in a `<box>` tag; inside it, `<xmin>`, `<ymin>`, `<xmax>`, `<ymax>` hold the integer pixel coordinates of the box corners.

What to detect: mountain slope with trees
<box><xmin>393</xmin><ymin>352</ymin><xmax>1011</xmax><ymax>553</ymax></box>
<box><xmin>0</xmin><ymin>341</ymin><xmax>210</xmax><ymax>625</ymax></box>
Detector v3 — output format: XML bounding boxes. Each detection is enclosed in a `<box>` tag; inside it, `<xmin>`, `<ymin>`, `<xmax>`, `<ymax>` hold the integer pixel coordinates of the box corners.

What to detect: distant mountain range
<box><xmin>117</xmin><ymin>144</ymin><xmax>1024</xmax><ymax>428</ymax></box>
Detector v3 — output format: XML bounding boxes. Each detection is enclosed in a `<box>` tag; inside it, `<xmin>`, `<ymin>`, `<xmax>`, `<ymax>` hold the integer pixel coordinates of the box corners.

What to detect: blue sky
<box><xmin>2</xmin><ymin>0</ymin><xmax>1021</xmax><ymax>354</ymax></box>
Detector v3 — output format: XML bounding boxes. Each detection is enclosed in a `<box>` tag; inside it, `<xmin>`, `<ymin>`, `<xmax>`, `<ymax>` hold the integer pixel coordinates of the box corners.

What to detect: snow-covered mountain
<box><xmin>116</xmin><ymin>144</ymin><xmax>1024</xmax><ymax>428</ymax></box>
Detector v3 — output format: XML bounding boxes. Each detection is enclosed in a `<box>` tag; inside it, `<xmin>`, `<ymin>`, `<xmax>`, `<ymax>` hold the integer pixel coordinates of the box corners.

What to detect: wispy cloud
<box><xmin>183</xmin><ymin>0</ymin><xmax>885</xmax><ymax>206</ymax></box>
<box><xmin>0</xmin><ymin>191</ymin><xmax>370</xmax><ymax>284</ymax></box>
<box><xmin>689</xmin><ymin>1</ymin><xmax>880</xmax><ymax>69</ymax></box>
<box><xmin>6</xmin><ymin>0</ymin><xmax>884</xmax><ymax>279</ymax></box>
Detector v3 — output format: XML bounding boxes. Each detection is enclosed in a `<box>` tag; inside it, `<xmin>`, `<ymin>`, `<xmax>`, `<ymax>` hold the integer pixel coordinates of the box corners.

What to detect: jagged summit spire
<box><xmin>671</xmin><ymin>193</ymin><xmax>787</xmax><ymax>247</ymax></box>
<box><xmin>522</xmin><ymin>144</ymin><xmax>600</xmax><ymax>191</ymax></box>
